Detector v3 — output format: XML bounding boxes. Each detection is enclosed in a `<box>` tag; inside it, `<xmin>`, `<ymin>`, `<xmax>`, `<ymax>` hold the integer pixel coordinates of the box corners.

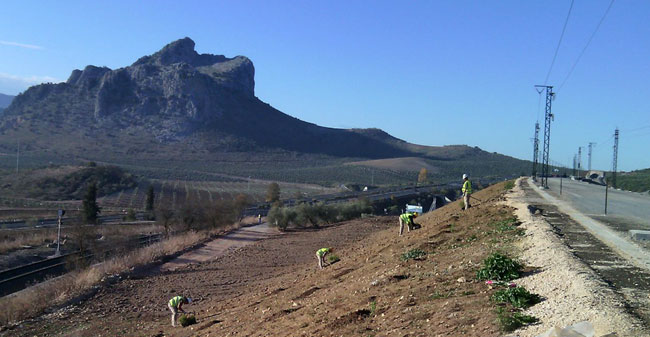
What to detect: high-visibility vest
<box><xmin>169</xmin><ymin>296</ymin><xmax>183</xmax><ymax>308</ymax></box>
<box><xmin>400</xmin><ymin>213</ymin><xmax>413</xmax><ymax>224</ymax></box>
<box><xmin>462</xmin><ymin>180</ymin><xmax>472</xmax><ymax>194</ymax></box>
<box><xmin>316</xmin><ymin>248</ymin><xmax>330</xmax><ymax>257</ymax></box>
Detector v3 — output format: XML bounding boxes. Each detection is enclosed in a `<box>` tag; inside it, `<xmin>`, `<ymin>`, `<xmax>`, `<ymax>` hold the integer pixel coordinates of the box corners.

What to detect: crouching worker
<box><xmin>168</xmin><ymin>295</ymin><xmax>192</xmax><ymax>327</ymax></box>
<box><xmin>316</xmin><ymin>247</ymin><xmax>332</xmax><ymax>269</ymax></box>
<box><xmin>399</xmin><ymin>212</ymin><xmax>418</xmax><ymax>236</ymax></box>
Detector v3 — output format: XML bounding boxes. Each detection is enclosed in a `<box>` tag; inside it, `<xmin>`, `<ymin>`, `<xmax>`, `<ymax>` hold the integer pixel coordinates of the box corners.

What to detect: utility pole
<box><xmin>588</xmin><ymin>142</ymin><xmax>596</xmax><ymax>171</ymax></box>
<box><xmin>612</xmin><ymin>128</ymin><xmax>619</xmax><ymax>188</ymax></box>
<box><xmin>532</xmin><ymin>122</ymin><xmax>540</xmax><ymax>180</ymax></box>
<box><xmin>16</xmin><ymin>139</ymin><xmax>19</xmax><ymax>174</ymax></box>
<box><xmin>577</xmin><ymin>147</ymin><xmax>582</xmax><ymax>178</ymax></box>
<box><xmin>535</xmin><ymin>85</ymin><xmax>555</xmax><ymax>188</ymax></box>
<box><xmin>572</xmin><ymin>154</ymin><xmax>577</xmax><ymax>176</ymax></box>
<box><xmin>604</xmin><ymin>172</ymin><xmax>609</xmax><ymax>215</ymax></box>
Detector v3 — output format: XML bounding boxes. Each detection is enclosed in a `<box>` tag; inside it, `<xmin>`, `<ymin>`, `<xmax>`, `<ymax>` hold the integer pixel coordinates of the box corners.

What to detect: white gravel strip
<box><xmin>503</xmin><ymin>178</ymin><xmax>646</xmax><ymax>337</ymax></box>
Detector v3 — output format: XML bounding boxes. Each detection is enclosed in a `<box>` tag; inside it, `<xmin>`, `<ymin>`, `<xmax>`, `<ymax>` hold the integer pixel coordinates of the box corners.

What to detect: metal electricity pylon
<box><xmin>535</xmin><ymin>85</ymin><xmax>555</xmax><ymax>188</ymax></box>
<box><xmin>612</xmin><ymin>128</ymin><xmax>619</xmax><ymax>188</ymax></box>
<box><xmin>588</xmin><ymin>142</ymin><xmax>596</xmax><ymax>171</ymax></box>
<box><xmin>532</xmin><ymin>122</ymin><xmax>540</xmax><ymax>179</ymax></box>
<box><xmin>572</xmin><ymin>154</ymin><xmax>577</xmax><ymax>176</ymax></box>
<box><xmin>577</xmin><ymin>146</ymin><xmax>582</xmax><ymax>177</ymax></box>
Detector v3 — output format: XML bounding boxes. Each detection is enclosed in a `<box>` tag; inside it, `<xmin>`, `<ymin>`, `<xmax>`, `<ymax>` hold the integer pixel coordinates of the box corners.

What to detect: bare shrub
<box><xmin>0</xmin><ymin>228</ymin><xmax>56</xmax><ymax>254</ymax></box>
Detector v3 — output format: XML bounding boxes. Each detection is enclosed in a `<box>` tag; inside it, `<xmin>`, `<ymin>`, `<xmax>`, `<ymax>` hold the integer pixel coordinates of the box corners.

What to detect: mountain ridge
<box><xmin>0</xmin><ymin>38</ymin><xmax>530</xmax><ymax>183</ymax></box>
<box><xmin>0</xmin><ymin>93</ymin><xmax>14</xmax><ymax>109</ymax></box>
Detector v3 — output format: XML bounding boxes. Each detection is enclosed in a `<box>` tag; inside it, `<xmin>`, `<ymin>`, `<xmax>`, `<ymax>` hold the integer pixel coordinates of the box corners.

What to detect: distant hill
<box><xmin>0</xmin><ymin>93</ymin><xmax>14</xmax><ymax>115</ymax></box>
<box><xmin>0</xmin><ymin>37</ymin><xmax>530</xmax><ymax>185</ymax></box>
<box><xmin>615</xmin><ymin>168</ymin><xmax>650</xmax><ymax>193</ymax></box>
<box><xmin>0</xmin><ymin>93</ymin><xmax>13</xmax><ymax>109</ymax></box>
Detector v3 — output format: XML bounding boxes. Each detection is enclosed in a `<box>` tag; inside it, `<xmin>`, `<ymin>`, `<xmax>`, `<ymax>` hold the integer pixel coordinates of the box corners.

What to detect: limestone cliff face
<box><xmin>6</xmin><ymin>38</ymin><xmax>256</xmax><ymax>142</ymax></box>
<box><xmin>1</xmin><ymin>38</ymin><xmax>414</xmax><ymax>158</ymax></box>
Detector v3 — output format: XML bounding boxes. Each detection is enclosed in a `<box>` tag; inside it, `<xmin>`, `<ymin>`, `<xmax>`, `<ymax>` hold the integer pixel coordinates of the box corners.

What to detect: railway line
<box><xmin>0</xmin><ymin>233</ymin><xmax>163</xmax><ymax>297</ymax></box>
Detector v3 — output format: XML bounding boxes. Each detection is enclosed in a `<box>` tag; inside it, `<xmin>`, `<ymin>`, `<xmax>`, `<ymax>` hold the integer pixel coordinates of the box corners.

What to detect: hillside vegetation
<box><xmin>616</xmin><ymin>168</ymin><xmax>650</xmax><ymax>193</ymax></box>
<box><xmin>0</xmin><ymin>164</ymin><xmax>137</xmax><ymax>200</ymax></box>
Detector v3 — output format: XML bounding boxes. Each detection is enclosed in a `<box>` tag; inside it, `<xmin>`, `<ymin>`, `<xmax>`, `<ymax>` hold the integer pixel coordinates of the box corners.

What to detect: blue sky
<box><xmin>1</xmin><ymin>0</ymin><xmax>649</xmax><ymax>171</ymax></box>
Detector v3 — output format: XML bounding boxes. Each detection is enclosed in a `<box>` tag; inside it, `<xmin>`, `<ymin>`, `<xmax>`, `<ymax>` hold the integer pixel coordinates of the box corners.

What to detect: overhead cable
<box><xmin>558</xmin><ymin>0</ymin><xmax>616</xmax><ymax>91</ymax></box>
<box><xmin>544</xmin><ymin>0</ymin><xmax>575</xmax><ymax>85</ymax></box>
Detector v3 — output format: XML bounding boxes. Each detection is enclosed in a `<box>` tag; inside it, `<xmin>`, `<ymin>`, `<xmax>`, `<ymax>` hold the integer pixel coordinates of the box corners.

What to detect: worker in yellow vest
<box><xmin>168</xmin><ymin>295</ymin><xmax>192</xmax><ymax>327</ymax></box>
<box><xmin>399</xmin><ymin>212</ymin><xmax>418</xmax><ymax>236</ymax></box>
<box><xmin>462</xmin><ymin>174</ymin><xmax>472</xmax><ymax>210</ymax></box>
<box><xmin>316</xmin><ymin>247</ymin><xmax>332</xmax><ymax>269</ymax></box>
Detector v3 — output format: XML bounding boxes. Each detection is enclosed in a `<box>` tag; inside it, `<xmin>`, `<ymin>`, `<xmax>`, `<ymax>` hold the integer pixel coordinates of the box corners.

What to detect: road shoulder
<box><xmin>505</xmin><ymin>177</ymin><xmax>646</xmax><ymax>336</ymax></box>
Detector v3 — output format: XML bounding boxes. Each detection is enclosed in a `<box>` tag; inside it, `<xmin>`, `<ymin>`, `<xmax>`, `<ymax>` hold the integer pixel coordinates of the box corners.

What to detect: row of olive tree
<box><xmin>267</xmin><ymin>199</ymin><xmax>372</xmax><ymax>230</ymax></box>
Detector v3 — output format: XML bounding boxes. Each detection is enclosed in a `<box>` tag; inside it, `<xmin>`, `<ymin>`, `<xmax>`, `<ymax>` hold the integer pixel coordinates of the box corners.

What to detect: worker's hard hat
<box><xmin>413</xmin><ymin>212</ymin><xmax>418</xmax><ymax>217</ymax></box>
<box><xmin>462</xmin><ymin>174</ymin><xmax>468</xmax><ymax>179</ymax></box>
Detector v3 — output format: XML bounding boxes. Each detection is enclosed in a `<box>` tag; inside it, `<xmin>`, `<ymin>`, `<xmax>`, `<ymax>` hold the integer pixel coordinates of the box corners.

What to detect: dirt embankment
<box><xmin>8</xmin><ymin>182</ymin><xmax>535</xmax><ymax>336</ymax></box>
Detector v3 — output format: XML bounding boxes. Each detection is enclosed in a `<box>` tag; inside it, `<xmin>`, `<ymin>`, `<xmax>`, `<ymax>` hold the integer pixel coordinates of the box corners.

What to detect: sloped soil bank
<box><xmin>9</xmin><ymin>182</ymin><xmax>525</xmax><ymax>336</ymax></box>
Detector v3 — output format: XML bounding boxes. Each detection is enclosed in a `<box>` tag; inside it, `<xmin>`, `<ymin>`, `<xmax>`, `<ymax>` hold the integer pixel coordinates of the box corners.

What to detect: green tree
<box><xmin>82</xmin><ymin>182</ymin><xmax>100</xmax><ymax>224</ymax></box>
<box><xmin>157</xmin><ymin>206</ymin><xmax>175</xmax><ymax>237</ymax></box>
<box><xmin>417</xmin><ymin>168</ymin><xmax>428</xmax><ymax>184</ymax></box>
<box><xmin>145</xmin><ymin>185</ymin><xmax>155</xmax><ymax>212</ymax></box>
<box><xmin>266</xmin><ymin>182</ymin><xmax>280</xmax><ymax>203</ymax></box>
<box><xmin>125</xmin><ymin>208</ymin><xmax>137</xmax><ymax>221</ymax></box>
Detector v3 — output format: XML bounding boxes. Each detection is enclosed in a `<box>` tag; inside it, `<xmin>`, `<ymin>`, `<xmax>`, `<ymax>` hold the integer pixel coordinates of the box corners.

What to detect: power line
<box><xmin>544</xmin><ymin>0</ymin><xmax>575</xmax><ymax>85</ymax></box>
<box><xmin>622</xmin><ymin>125</ymin><xmax>650</xmax><ymax>133</ymax></box>
<box><xmin>532</xmin><ymin>122</ymin><xmax>540</xmax><ymax>179</ymax></box>
<box><xmin>535</xmin><ymin>85</ymin><xmax>555</xmax><ymax>188</ymax></box>
<box><xmin>612</xmin><ymin>128</ymin><xmax>619</xmax><ymax>188</ymax></box>
<box><xmin>558</xmin><ymin>0</ymin><xmax>615</xmax><ymax>91</ymax></box>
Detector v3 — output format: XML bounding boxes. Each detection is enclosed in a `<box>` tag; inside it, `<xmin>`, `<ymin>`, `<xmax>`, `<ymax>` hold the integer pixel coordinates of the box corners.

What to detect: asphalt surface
<box><xmin>544</xmin><ymin>177</ymin><xmax>650</xmax><ymax>232</ymax></box>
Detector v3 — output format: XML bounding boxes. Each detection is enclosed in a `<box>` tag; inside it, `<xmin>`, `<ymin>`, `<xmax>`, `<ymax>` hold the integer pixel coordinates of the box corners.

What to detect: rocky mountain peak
<box><xmin>143</xmin><ymin>37</ymin><xmax>198</xmax><ymax>66</ymax></box>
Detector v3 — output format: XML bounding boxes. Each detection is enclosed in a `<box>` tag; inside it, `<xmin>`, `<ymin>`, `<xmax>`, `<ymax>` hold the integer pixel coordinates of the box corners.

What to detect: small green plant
<box><xmin>327</xmin><ymin>254</ymin><xmax>340</xmax><ymax>263</ymax></box>
<box><xmin>430</xmin><ymin>291</ymin><xmax>454</xmax><ymax>299</ymax></box>
<box><xmin>400</xmin><ymin>248</ymin><xmax>427</xmax><ymax>261</ymax></box>
<box><xmin>489</xmin><ymin>218</ymin><xmax>518</xmax><ymax>233</ymax></box>
<box><xmin>465</xmin><ymin>235</ymin><xmax>477</xmax><ymax>243</ymax></box>
<box><xmin>492</xmin><ymin>287</ymin><xmax>541</xmax><ymax>308</ymax></box>
<box><xmin>179</xmin><ymin>314</ymin><xmax>197</xmax><ymax>327</ymax></box>
<box><xmin>496</xmin><ymin>307</ymin><xmax>538</xmax><ymax>332</ymax></box>
<box><xmin>369</xmin><ymin>300</ymin><xmax>377</xmax><ymax>315</ymax></box>
<box><xmin>504</xmin><ymin>181</ymin><xmax>515</xmax><ymax>190</ymax></box>
<box><xmin>476</xmin><ymin>252</ymin><xmax>522</xmax><ymax>281</ymax></box>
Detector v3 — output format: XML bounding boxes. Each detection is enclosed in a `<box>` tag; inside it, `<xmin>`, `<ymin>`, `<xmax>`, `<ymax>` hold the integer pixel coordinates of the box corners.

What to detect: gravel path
<box><xmin>159</xmin><ymin>222</ymin><xmax>279</xmax><ymax>272</ymax></box>
<box><xmin>505</xmin><ymin>177</ymin><xmax>647</xmax><ymax>337</ymax></box>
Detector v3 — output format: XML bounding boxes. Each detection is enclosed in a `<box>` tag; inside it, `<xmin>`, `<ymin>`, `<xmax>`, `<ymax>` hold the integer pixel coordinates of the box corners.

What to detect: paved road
<box><xmin>544</xmin><ymin>177</ymin><xmax>650</xmax><ymax>232</ymax></box>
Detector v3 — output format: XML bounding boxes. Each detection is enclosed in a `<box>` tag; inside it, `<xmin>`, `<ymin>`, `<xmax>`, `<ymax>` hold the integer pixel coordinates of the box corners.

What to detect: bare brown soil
<box><xmin>6</xmin><ymin>182</ymin><xmax>520</xmax><ymax>337</ymax></box>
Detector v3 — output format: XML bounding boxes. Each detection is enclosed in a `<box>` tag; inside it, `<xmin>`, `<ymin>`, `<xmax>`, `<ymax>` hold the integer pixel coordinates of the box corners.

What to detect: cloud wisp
<box><xmin>0</xmin><ymin>40</ymin><xmax>44</xmax><ymax>50</ymax></box>
<box><xmin>0</xmin><ymin>73</ymin><xmax>61</xmax><ymax>94</ymax></box>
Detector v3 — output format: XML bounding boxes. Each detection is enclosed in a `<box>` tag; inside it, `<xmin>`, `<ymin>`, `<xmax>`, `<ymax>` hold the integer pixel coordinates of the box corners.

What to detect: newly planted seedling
<box><xmin>327</xmin><ymin>254</ymin><xmax>340</xmax><ymax>263</ymax></box>
<box><xmin>496</xmin><ymin>307</ymin><xmax>538</xmax><ymax>332</ymax></box>
<box><xmin>492</xmin><ymin>286</ymin><xmax>541</xmax><ymax>309</ymax></box>
<box><xmin>400</xmin><ymin>248</ymin><xmax>427</xmax><ymax>261</ymax></box>
<box><xmin>179</xmin><ymin>314</ymin><xmax>197</xmax><ymax>327</ymax></box>
<box><xmin>476</xmin><ymin>252</ymin><xmax>522</xmax><ymax>281</ymax></box>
